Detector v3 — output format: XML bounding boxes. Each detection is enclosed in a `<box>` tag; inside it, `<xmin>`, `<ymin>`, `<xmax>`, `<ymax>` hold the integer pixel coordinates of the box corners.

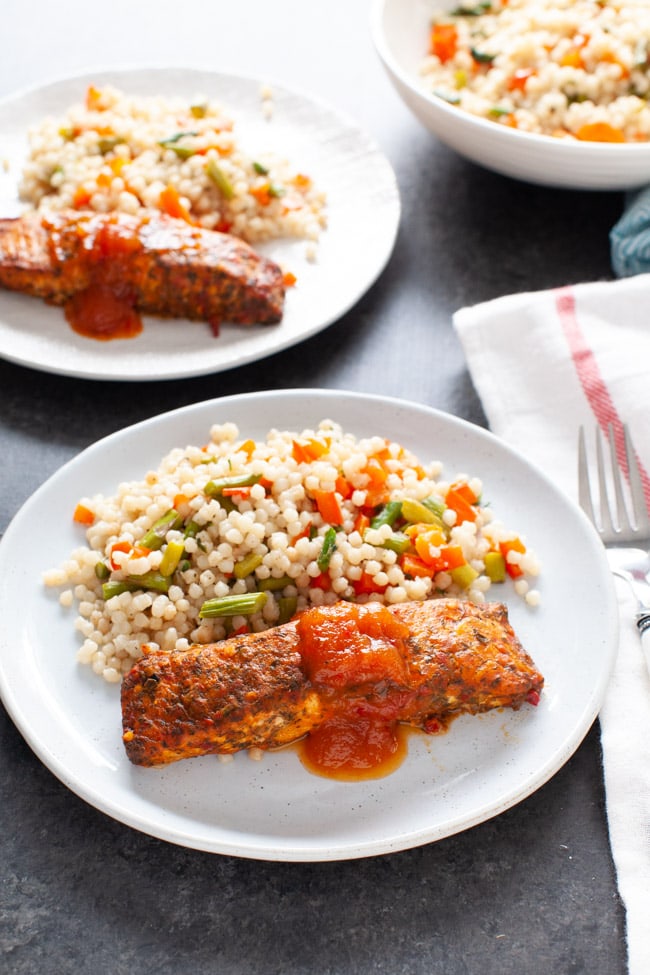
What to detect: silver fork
<box><xmin>578</xmin><ymin>423</ymin><xmax>650</xmax><ymax>670</ymax></box>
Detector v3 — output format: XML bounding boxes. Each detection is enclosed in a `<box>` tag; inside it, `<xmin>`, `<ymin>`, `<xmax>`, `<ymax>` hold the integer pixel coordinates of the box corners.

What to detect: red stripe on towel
<box><xmin>555</xmin><ymin>285</ymin><xmax>650</xmax><ymax>509</ymax></box>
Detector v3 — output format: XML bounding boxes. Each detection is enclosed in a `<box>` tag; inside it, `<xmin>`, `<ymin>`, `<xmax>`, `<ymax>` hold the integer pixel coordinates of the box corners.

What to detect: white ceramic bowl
<box><xmin>371</xmin><ymin>0</ymin><xmax>650</xmax><ymax>190</ymax></box>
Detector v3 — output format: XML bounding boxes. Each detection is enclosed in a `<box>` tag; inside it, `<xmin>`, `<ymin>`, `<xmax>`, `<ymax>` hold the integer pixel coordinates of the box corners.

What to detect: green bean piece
<box><xmin>124</xmin><ymin>570</ymin><xmax>171</xmax><ymax>594</ymax></box>
<box><xmin>158</xmin><ymin>130</ymin><xmax>199</xmax><ymax>145</ymax></box>
<box><xmin>183</xmin><ymin>519</ymin><xmax>201</xmax><ymax>538</ymax></box>
<box><xmin>484</xmin><ymin>551</ymin><xmax>506</xmax><ymax>582</ymax></box>
<box><xmin>401</xmin><ymin>498</ymin><xmax>445</xmax><ymax>527</ymax></box>
<box><xmin>233</xmin><ymin>553</ymin><xmax>264</xmax><ymax>580</ymax></box>
<box><xmin>98</xmin><ymin>137</ymin><xmax>121</xmax><ymax>154</ymax></box>
<box><xmin>470</xmin><ymin>47</ymin><xmax>496</xmax><ymax>63</ymax></box>
<box><xmin>370</xmin><ymin>500</ymin><xmax>402</xmax><ymax>530</ymax></box>
<box><xmin>253</xmin><ymin>160</ymin><xmax>269</xmax><ymax>175</ymax></box>
<box><xmin>139</xmin><ymin>509</ymin><xmax>184</xmax><ymax>550</ymax></box>
<box><xmin>158</xmin><ymin>132</ymin><xmax>200</xmax><ymax>158</ymax></box>
<box><xmin>380</xmin><ymin>532</ymin><xmax>411</xmax><ymax>555</ymax></box>
<box><xmin>258</xmin><ymin>574</ymin><xmax>292</xmax><ymax>592</ymax></box>
<box><xmin>206</xmin><ymin>158</ymin><xmax>235</xmax><ymax>199</ymax></box>
<box><xmin>434</xmin><ymin>90</ymin><xmax>461</xmax><ymax>105</ymax></box>
<box><xmin>94</xmin><ymin>561</ymin><xmax>110</xmax><ymax>581</ymax></box>
<box><xmin>421</xmin><ymin>496</ymin><xmax>446</xmax><ymax>518</ymax></box>
<box><xmin>199</xmin><ymin>591</ymin><xmax>268</xmax><ymax>618</ymax></box>
<box><xmin>450</xmin><ymin>564</ymin><xmax>479</xmax><ymax>589</ymax></box>
<box><xmin>451</xmin><ymin>2</ymin><xmax>492</xmax><ymax>14</ymax></box>
<box><xmin>103</xmin><ymin>569</ymin><xmax>172</xmax><ymax>599</ymax></box>
<box><xmin>102</xmin><ymin>580</ymin><xmax>133</xmax><ymax>600</ymax></box>
<box><xmin>317</xmin><ymin>526</ymin><xmax>337</xmax><ymax>571</ymax></box>
<box><xmin>159</xmin><ymin>540</ymin><xmax>186</xmax><ymax>577</ymax></box>
<box><xmin>204</xmin><ymin>473</ymin><xmax>261</xmax><ymax>496</ymax></box>
<box><xmin>278</xmin><ymin>596</ymin><xmax>298</xmax><ymax>624</ymax></box>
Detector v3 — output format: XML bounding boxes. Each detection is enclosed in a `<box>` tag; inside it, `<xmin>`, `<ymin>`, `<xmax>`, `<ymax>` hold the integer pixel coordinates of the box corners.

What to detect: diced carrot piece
<box><xmin>73</xmin><ymin>503</ymin><xmax>95</xmax><ymax>526</ymax></box>
<box><xmin>507</xmin><ymin>68</ymin><xmax>535</xmax><ymax>91</ymax></box>
<box><xmin>575</xmin><ymin>122</ymin><xmax>625</xmax><ymax>143</ymax></box>
<box><xmin>499</xmin><ymin>537</ymin><xmax>526</xmax><ymax>578</ymax></box>
<box><xmin>438</xmin><ymin>544</ymin><xmax>466</xmax><ymax>571</ymax></box>
<box><xmin>352</xmin><ymin>572</ymin><xmax>387</xmax><ymax>596</ymax></box>
<box><xmin>600</xmin><ymin>51</ymin><xmax>630</xmax><ymax>79</ymax></box>
<box><xmin>310</xmin><ymin>571</ymin><xmax>331</xmax><ymax>591</ymax></box>
<box><xmin>290</xmin><ymin>521</ymin><xmax>313</xmax><ymax>545</ymax></box>
<box><xmin>222</xmin><ymin>486</ymin><xmax>251</xmax><ymax>498</ymax></box>
<box><xmin>293</xmin><ymin>173</ymin><xmax>312</xmax><ymax>189</ymax></box>
<box><xmin>108</xmin><ymin>540</ymin><xmax>152</xmax><ymax>570</ymax></box>
<box><xmin>250</xmin><ymin>183</ymin><xmax>272</xmax><ymax>206</ymax></box>
<box><xmin>430</xmin><ymin>23</ymin><xmax>458</xmax><ymax>63</ymax></box>
<box><xmin>445</xmin><ymin>486</ymin><xmax>478</xmax><ymax>523</ymax></box>
<box><xmin>109</xmin><ymin>540</ymin><xmax>132</xmax><ymax>570</ymax></box>
<box><xmin>72</xmin><ymin>186</ymin><xmax>93</xmax><ymax>208</ymax></box>
<box><xmin>85</xmin><ymin>85</ymin><xmax>104</xmax><ymax>111</ymax></box>
<box><xmin>560</xmin><ymin>48</ymin><xmax>584</xmax><ymax>68</ymax></box>
<box><xmin>292</xmin><ymin>440</ymin><xmax>308</xmax><ymax>463</ymax></box>
<box><xmin>300</xmin><ymin>438</ymin><xmax>329</xmax><ymax>461</ymax></box>
<box><xmin>413</xmin><ymin>527</ymin><xmax>446</xmax><ymax>566</ymax></box>
<box><xmin>450</xmin><ymin>481</ymin><xmax>478</xmax><ymax>504</ymax></box>
<box><xmin>237</xmin><ymin>439</ymin><xmax>256</xmax><ymax>457</ymax></box>
<box><xmin>158</xmin><ymin>185</ymin><xmax>194</xmax><ymax>222</ymax></box>
<box><xmin>353</xmin><ymin>512</ymin><xmax>371</xmax><ymax>535</ymax></box>
<box><xmin>283</xmin><ymin>271</ymin><xmax>297</xmax><ymax>288</ymax></box>
<box><xmin>312</xmin><ymin>489</ymin><xmax>343</xmax><ymax>526</ymax></box>
<box><xmin>401</xmin><ymin>554</ymin><xmax>435</xmax><ymax>578</ymax></box>
<box><xmin>361</xmin><ymin>457</ymin><xmax>390</xmax><ymax>507</ymax></box>
<box><xmin>335</xmin><ymin>475</ymin><xmax>353</xmax><ymax>500</ymax></box>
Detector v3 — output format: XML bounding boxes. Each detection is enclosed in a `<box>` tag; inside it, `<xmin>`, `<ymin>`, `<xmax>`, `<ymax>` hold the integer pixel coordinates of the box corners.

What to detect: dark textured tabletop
<box><xmin>1</xmin><ymin>2</ymin><xmax>627</xmax><ymax>973</ymax></box>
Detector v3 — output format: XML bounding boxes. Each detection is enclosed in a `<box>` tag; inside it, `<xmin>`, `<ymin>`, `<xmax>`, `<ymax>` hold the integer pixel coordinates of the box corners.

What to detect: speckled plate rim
<box><xmin>0</xmin><ymin>390</ymin><xmax>618</xmax><ymax>860</ymax></box>
<box><xmin>0</xmin><ymin>67</ymin><xmax>400</xmax><ymax>381</ymax></box>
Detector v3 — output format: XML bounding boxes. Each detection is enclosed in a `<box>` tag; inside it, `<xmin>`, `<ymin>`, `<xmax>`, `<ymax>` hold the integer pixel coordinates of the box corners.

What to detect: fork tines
<box><xmin>578</xmin><ymin>423</ymin><xmax>650</xmax><ymax>540</ymax></box>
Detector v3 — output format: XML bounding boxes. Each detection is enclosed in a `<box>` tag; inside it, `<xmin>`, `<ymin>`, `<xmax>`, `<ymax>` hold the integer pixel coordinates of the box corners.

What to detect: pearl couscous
<box><xmin>43</xmin><ymin>420</ymin><xmax>540</xmax><ymax>684</ymax></box>
<box><xmin>19</xmin><ymin>84</ymin><xmax>326</xmax><ymax>250</ymax></box>
<box><xmin>421</xmin><ymin>0</ymin><xmax>650</xmax><ymax>141</ymax></box>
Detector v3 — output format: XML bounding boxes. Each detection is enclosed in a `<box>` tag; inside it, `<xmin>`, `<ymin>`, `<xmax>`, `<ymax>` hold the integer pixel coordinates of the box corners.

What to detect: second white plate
<box><xmin>0</xmin><ymin>68</ymin><xmax>400</xmax><ymax>381</ymax></box>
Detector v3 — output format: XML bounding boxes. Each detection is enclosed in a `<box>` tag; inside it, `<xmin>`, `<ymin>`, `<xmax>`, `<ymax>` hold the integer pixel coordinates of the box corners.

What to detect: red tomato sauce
<box><xmin>48</xmin><ymin>213</ymin><xmax>144</xmax><ymax>340</ymax></box>
<box><xmin>296</xmin><ymin>602</ymin><xmax>416</xmax><ymax>781</ymax></box>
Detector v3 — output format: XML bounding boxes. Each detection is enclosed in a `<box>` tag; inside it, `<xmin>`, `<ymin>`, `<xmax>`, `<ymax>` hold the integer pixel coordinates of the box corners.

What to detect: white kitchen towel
<box><xmin>454</xmin><ymin>274</ymin><xmax>650</xmax><ymax>975</ymax></box>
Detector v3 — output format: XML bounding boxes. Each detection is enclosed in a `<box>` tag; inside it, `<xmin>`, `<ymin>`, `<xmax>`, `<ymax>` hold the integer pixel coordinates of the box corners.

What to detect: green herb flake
<box><xmin>470</xmin><ymin>47</ymin><xmax>496</xmax><ymax>64</ymax></box>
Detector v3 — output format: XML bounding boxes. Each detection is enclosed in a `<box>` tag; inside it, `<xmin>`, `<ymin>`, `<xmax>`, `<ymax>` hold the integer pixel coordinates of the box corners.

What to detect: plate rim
<box><xmin>0</xmin><ymin>389</ymin><xmax>619</xmax><ymax>860</ymax></box>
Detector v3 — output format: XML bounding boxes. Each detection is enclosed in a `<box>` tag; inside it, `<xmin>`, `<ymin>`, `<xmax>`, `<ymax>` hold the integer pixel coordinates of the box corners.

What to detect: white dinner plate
<box><xmin>0</xmin><ymin>390</ymin><xmax>618</xmax><ymax>861</ymax></box>
<box><xmin>0</xmin><ymin>68</ymin><xmax>400</xmax><ymax>381</ymax></box>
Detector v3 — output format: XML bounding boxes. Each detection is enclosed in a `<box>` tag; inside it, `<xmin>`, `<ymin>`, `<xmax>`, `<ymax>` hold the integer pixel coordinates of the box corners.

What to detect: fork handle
<box><xmin>637</xmin><ymin>614</ymin><xmax>650</xmax><ymax>675</ymax></box>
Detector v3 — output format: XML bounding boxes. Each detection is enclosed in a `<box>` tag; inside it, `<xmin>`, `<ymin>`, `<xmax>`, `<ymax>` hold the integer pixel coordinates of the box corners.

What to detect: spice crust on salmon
<box><xmin>121</xmin><ymin>598</ymin><xmax>544</xmax><ymax>769</ymax></box>
<box><xmin>0</xmin><ymin>208</ymin><xmax>285</xmax><ymax>336</ymax></box>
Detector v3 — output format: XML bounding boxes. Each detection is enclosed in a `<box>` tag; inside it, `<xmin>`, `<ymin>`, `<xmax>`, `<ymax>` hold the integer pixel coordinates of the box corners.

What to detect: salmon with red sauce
<box><xmin>0</xmin><ymin>209</ymin><xmax>285</xmax><ymax>336</ymax></box>
<box><xmin>121</xmin><ymin>598</ymin><xmax>544</xmax><ymax>769</ymax></box>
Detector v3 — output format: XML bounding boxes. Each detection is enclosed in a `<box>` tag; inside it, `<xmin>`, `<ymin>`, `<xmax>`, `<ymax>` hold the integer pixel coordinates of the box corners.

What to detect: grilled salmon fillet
<box><xmin>0</xmin><ymin>208</ymin><xmax>285</xmax><ymax>327</ymax></box>
<box><xmin>121</xmin><ymin>599</ymin><xmax>544</xmax><ymax>767</ymax></box>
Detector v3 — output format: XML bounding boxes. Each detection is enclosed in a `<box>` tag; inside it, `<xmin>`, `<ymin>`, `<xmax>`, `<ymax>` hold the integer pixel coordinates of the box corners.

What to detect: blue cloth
<box><xmin>611</xmin><ymin>186</ymin><xmax>650</xmax><ymax>277</ymax></box>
